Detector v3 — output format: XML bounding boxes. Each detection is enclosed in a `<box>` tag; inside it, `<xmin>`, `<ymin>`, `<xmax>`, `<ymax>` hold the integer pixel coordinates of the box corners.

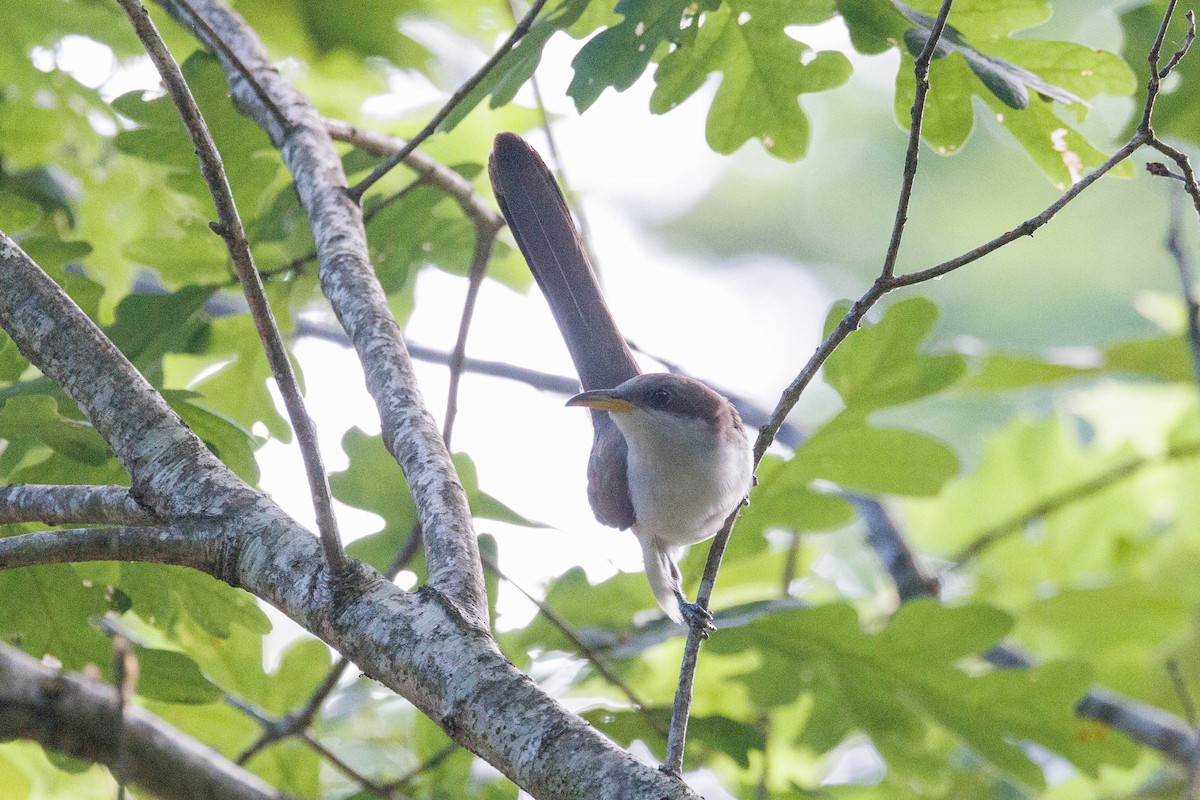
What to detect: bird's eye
<box><xmin>647</xmin><ymin>387</ymin><xmax>672</xmax><ymax>408</ymax></box>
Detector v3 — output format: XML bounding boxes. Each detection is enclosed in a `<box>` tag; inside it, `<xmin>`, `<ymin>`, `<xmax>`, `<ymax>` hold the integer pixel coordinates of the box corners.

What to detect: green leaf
<box><xmin>0</xmin><ymin>564</ymin><xmax>112</xmax><ymax>671</ymax></box>
<box><xmin>260</xmin><ymin>637</ymin><xmax>331</xmax><ymax>715</ymax></box>
<box><xmin>649</xmin><ymin>1</ymin><xmax>850</xmax><ymax>159</ymax></box>
<box><xmin>442</xmin><ymin>0</ymin><xmax>600</xmax><ymax>131</ymax></box>
<box><xmin>183</xmin><ymin>314</ymin><xmax>293</xmax><ymax>442</ymax></box>
<box><xmin>962</xmin><ymin>352</ymin><xmax>1098</xmax><ymax>391</ymax></box>
<box><xmin>503</xmin><ymin>567</ymin><xmax>653</xmax><ymax>661</ymax></box>
<box><xmin>824</xmin><ymin>297</ymin><xmax>966</xmax><ymax>411</ymax></box>
<box><xmin>1105</xmin><ymin>334</ymin><xmax>1195</xmax><ymax>383</ymax></box>
<box><xmin>137</xmin><ymin>647</ymin><xmax>223</xmax><ymax>704</ymax></box>
<box><xmin>335</xmin><ymin>429</ymin><xmax>538</xmax><ymax>574</ymax></box>
<box><xmin>583</xmin><ymin>708</ymin><xmax>765</xmax><ymax>767</ymax></box>
<box><xmin>117</xmin><ymin>563</ymin><xmax>271</xmax><ymax>640</ymax></box>
<box><xmin>113</xmin><ymin>52</ymin><xmax>281</xmax><ymax>217</ymax></box>
<box><xmin>105</xmin><ymin>286</ymin><xmax>214</xmax><ymax>384</ymax></box>
<box><xmin>896</xmin><ymin>3</ymin><xmax>1083</xmax><ymax>110</ymax></box>
<box><xmin>364</xmin><ymin>175</ymin><xmax>479</xmax><ymax>296</ymax></box>
<box><xmin>291</xmin><ymin>0</ymin><xmax>429</xmax><ymax>66</ymax></box>
<box><xmin>164</xmin><ymin>391</ymin><xmax>262</xmax><ymax>484</ymax></box>
<box><xmin>863</xmin><ymin>0</ymin><xmax>1137</xmax><ymax>182</ymax></box>
<box><xmin>901</xmin><ymin>415</ymin><xmax>1145</xmax><ymax>567</ymax></box>
<box><xmin>569</xmin><ymin>0</ymin><xmax>704</xmax><ymax>112</ymax></box>
<box><xmin>982</xmin><ymin>88</ymin><xmax>1127</xmax><ymax>191</ymax></box>
<box><xmin>0</xmin><ymin>395</ymin><xmax>111</xmax><ymax>465</ymax></box>
<box><xmin>334</xmin><ymin>427</ymin><xmax>419</xmax><ymax>575</ymax></box>
<box><xmin>707</xmin><ymin>601</ymin><xmax>1137</xmax><ymax>784</ymax></box>
<box><xmin>793</xmin><ymin>410</ymin><xmax>959</xmax><ymax>496</ymax></box>
<box><xmin>0</xmin><ymin>751</ymin><xmax>32</xmax><ymax>799</ymax></box>
<box><xmin>742</xmin><ymin>454</ymin><xmax>857</xmax><ymax>535</ymax></box>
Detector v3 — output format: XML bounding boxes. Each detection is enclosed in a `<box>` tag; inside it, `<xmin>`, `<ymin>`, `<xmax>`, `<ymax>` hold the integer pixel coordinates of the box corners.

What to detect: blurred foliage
<box><xmin>0</xmin><ymin>0</ymin><xmax>1198</xmax><ymax>799</ymax></box>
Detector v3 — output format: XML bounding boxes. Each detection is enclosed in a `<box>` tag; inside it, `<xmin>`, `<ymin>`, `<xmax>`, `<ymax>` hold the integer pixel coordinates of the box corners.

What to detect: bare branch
<box><xmin>0</xmin><ymin>643</ymin><xmax>298</xmax><ymax>800</ymax></box>
<box><xmin>0</xmin><ymin>484</ymin><xmax>157</xmax><ymax>526</ymax></box>
<box><xmin>0</xmin><ymin>524</ymin><xmax>223</xmax><ymax>574</ymax></box>
<box><xmin>116</xmin><ymin>0</ymin><xmax>347</xmax><ymax>576</ymax></box>
<box><xmin>443</xmin><ymin>228</ymin><xmax>499</xmax><ymax>444</ymax></box>
<box><xmin>880</xmin><ymin>0</ymin><xmax>955</xmax><ymax>279</ymax></box>
<box><xmin>348</xmin><ymin>0</ymin><xmax>551</xmax><ymax>201</ymax></box>
<box><xmin>481</xmin><ymin>551</ymin><xmax>661</xmax><ymax>729</ymax></box>
<box><xmin>1159</xmin><ymin>183</ymin><xmax>1200</xmax><ymax>393</ymax></box>
<box><xmin>153</xmin><ymin>0</ymin><xmax>488</xmax><ymax>625</ymax></box>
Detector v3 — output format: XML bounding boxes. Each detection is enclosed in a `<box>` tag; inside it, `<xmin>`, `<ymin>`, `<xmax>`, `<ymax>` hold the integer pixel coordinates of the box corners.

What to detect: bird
<box><xmin>488</xmin><ymin>132</ymin><xmax>753</xmax><ymax>632</ymax></box>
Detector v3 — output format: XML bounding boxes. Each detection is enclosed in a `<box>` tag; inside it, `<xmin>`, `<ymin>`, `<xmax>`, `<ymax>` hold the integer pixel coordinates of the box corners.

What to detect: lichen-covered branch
<box><xmin>0</xmin><ymin>524</ymin><xmax>222</xmax><ymax>573</ymax></box>
<box><xmin>0</xmin><ymin>234</ymin><xmax>253</xmax><ymax>521</ymax></box>
<box><xmin>0</xmin><ymin>642</ymin><xmax>298</xmax><ymax>800</ymax></box>
<box><xmin>0</xmin><ymin>484</ymin><xmax>157</xmax><ymax>526</ymax></box>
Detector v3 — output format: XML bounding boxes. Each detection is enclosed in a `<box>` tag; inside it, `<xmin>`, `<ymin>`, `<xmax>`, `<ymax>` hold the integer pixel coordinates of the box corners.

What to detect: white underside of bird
<box><xmin>610</xmin><ymin>406</ymin><xmax>754</xmax><ymax>622</ymax></box>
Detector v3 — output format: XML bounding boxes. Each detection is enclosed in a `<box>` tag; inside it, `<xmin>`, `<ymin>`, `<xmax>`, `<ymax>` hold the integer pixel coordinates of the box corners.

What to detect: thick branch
<box><xmin>0</xmin><ymin>235</ymin><xmax>255</xmax><ymax>521</ymax></box>
<box><xmin>154</xmin><ymin>0</ymin><xmax>487</xmax><ymax>625</ymax></box>
<box><xmin>0</xmin><ymin>484</ymin><xmax>157</xmax><ymax>526</ymax></box>
<box><xmin>0</xmin><ymin>524</ymin><xmax>224</xmax><ymax>573</ymax></box>
<box><xmin>0</xmin><ymin>643</ymin><xmax>297</xmax><ymax>800</ymax></box>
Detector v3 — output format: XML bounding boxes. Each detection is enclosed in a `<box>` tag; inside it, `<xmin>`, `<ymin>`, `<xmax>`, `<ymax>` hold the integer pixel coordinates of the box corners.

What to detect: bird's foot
<box><xmin>677</xmin><ymin>600</ymin><xmax>715</xmax><ymax>638</ymax></box>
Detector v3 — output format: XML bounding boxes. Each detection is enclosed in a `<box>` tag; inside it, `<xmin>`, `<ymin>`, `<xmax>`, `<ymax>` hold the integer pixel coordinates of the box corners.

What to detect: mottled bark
<box><xmin>0</xmin><ymin>643</ymin><xmax>298</xmax><ymax>800</ymax></box>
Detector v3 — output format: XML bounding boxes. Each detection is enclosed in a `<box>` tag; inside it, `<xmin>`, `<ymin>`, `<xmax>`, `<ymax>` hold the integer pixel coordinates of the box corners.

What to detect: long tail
<box><xmin>488</xmin><ymin>133</ymin><xmax>639</xmax><ymax>392</ymax></box>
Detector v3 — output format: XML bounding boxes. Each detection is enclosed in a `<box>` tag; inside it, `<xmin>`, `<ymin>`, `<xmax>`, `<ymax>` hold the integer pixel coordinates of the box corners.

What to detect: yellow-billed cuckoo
<box><xmin>488</xmin><ymin>133</ymin><xmax>753</xmax><ymax>631</ymax></box>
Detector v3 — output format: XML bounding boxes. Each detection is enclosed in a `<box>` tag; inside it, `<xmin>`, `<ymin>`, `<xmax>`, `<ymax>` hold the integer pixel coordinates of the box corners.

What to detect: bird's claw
<box><xmin>678</xmin><ymin>601</ymin><xmax>715</xmax><ymax>638</ymax></box>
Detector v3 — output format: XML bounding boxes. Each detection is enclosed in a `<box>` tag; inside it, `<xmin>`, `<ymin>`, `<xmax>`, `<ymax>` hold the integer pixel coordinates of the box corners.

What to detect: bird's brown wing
<box><xmin>489</xmin><ymin>132</ymin><xmax>637</xmax><ymax>530</ymax></box>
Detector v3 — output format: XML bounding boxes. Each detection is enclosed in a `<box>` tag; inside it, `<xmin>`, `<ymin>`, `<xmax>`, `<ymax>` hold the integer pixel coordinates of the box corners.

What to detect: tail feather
<box><xmin>639</xmin><ymin>535</ymin><xmax>684</xmax><ymax>623</ymax></box>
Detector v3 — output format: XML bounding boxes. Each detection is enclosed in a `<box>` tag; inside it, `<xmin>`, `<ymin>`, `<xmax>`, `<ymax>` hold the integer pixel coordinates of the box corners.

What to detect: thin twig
<box><xmin>1165</xmin><ymin>190</ymin><xmax>1200</xmax><ymax>390</ymax></box>
<box><xmin>323</xmin><ymin>117</ymin><xmax>502</xmax><ymax>230</ymax></box>
<box><xmin>169</xmin><ymin>0</ymin><xmax>291</xmax><ymax>132</ymax></box>
<box><xmin>952</xmin><ymin>438</ymin><xmax>1200</xmax><ymax>566</ymax></box>
<box><xmin>380</xmin><ymin>742</ymin><xmax>459</xmax><ymax>792</ymax></box>
<box><xmin>348</xmin><ymin>0</ymin><xmax>551</xmax><ymax>202</ymax></box>
<box><xmin>880</xmin><ymin>0</ymin><xmax>954</xmax><ymax>278</ymax></box>
<box><xmin>116</xmin><ymin>0</ymin><xmax>347</xmax><ymax>577</ymax></box>
<box><xmin>661</xmin><ymin>0</ymin><xmax>1200</xmax><ymax>774</ymax></box>
<box><xmin>1159</xmin><ymin>9</ymin><xmax>1196</xmax><ymax>78</ymax></box>
<box><xmin>443</xmin><ymin>226</ymin><xmax>500</xmax><ymax>444</ymax></box>
<box><xmin>1167</xmin><ymin>659</ymin><xmax>1200</xmax><ymax>800</ymax></box>
<box><xmin>297</xmin><ymin>730</ymin><xmax>400</xmax><ymax>799</ymax></box>
<box><xmin>480</xmin><ymin>552</ymin><xmax>662</xmax><ymax>732</ymax></box>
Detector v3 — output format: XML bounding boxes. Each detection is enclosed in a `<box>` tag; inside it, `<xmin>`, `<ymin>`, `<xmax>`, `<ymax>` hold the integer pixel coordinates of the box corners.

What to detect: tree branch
<box><xmin>117</xmin><ymin>0</ymin><xmax>347</xmax><ymax>577</ymax></box>
<box><xmin>0</xmin><ymin>235</ymin><xmax>251</xmax><ymax>520</ymax></box>
<box><xmin>152</xmin><ymin>0</ymin><xmax>488</xmax><ymax>626</ymax></box>
<box><xmin>0</xmin><ymin>484</ymin><xmax>158</xmax><ymax>526</ymax></box>
<box><xmin>0</xmin><ymin>524</ymin><xmax>224</xmax><ymax>573</ymax></box>
<box><xmin>0</xmin><ymin>642</ymin><xmax>298</xmax><ymax>800</ymax></box>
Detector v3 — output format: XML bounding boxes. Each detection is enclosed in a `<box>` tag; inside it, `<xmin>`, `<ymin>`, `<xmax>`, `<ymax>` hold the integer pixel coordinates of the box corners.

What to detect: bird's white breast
<box><xmin>612</xmin><ymin>407</ymin><xmax>753</xmax><ymax>548</ymax></box>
